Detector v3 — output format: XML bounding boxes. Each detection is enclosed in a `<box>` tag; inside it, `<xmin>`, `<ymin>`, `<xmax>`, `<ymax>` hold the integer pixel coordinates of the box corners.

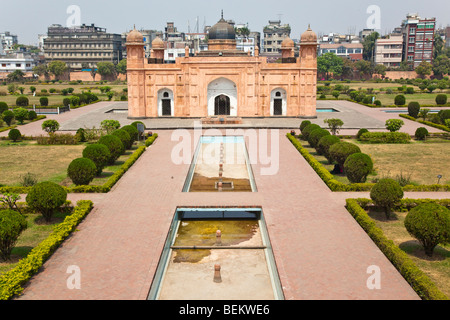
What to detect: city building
<box><xmin>446</xmin><ymin>26</ymin><xmax>450</xmax><ymax>48</ymax></box>
<box><xmin>374</xmin><ymin>35</ymin><xmax>403</xmax><ymax>67</ymax></box>
<box><xmin>235</xmin><ymin>23</ymin><xmax>261</xmax><ymax>56</ymax></box>
<box><xmin>262</xmin><ymin>20</ymin><xmax>291</xmax><ymax>55</ymax></box>
<box><xmin>401</xmin><ymin>13</ymin><xmax>436</xmax><ymax>68</ymax></box>
<box><xmin>318</xmin><ymin>43</ymin><xmax>363</xmax><ymax>61</ymax></box>
<box><xmin>126</xmin><ymin>15</ymin><xmax>317</xmax><ymax>119</ymax></box>
<box><xmin>0</xmin><ymin>32</ymin><xmax>18</xmax><ymax>53</ymax></box>
<box><xmin>359</xmin><ymin>29</ymin><xmax>375</xmax><ymax>41</ymax></box>
<box><xmin>122</xmin><ymin>29</ymin><xmax>162</xmax><ymax>59</ymax></box>
<box><xmin>43</xmin><ymin>23</ymin><xmax>123</xmax><ymax>70</ymax></box>
<box><xmin>0</xmin><ymin>52</ymin><xmax>36</xmax><ymax>73</ymax></box>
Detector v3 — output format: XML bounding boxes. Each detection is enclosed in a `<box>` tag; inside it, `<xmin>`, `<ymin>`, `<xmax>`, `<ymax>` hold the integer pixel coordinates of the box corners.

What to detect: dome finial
<box><xmin>221</xmin><ymin>10</ymin><xmax>223</xmax><ymax>19</ymax></box>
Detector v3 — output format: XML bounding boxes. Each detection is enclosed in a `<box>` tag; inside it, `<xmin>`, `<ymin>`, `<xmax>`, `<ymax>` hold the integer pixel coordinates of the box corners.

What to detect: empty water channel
<box><xmin>147</xmin><ymin>136</ymin><xmax>283</xmax><ymax>300</ymax></box>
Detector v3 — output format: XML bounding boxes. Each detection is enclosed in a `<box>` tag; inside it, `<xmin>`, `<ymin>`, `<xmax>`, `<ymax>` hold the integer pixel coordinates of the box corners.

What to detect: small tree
<box><xmin>13</xmin><ymin>108</ymin><xmax>28</xmax><ymax>125</ymax></box>
<box><xmin>2</xmin><ymin>110</ymin><xmax>14</xmax><ymax>126</ymax></box>
<box><xmin>112</xmin><ymin>129</ymin><xmax>132</xmax><ymax>150</ymax></box>
<box><xmin>317</xmin><ymin>135</ymin><xmax>341</xmax><ymax>161</ymax></box>
<box><xmin>404</xmin><ymin>203</ymin><xmax>450</xmax><ymax>257</ymax></box>
<box><xmin>394</xmin><ymin>95</ymin><xmax>406</xmax><ymax>106</ymax></box>
<box><xmin>40</xmin><ymin>96</ymin><xmax>49</xmax><ymax>106</ymax></box>
<box><xmin>67</xmin><ymin>158</ymin><xmax>97</xmax><ymax>186</ymax></box>
<box><xmin>344</xmin><ymin>153</ymin><xmax>373</xmax><ymax>183</ymax></box>
<box><xmin>47</xmin><ymin>60</ymin><xmax>68</xmax><ymax>80</ymax></box>
<box><xmin>370</xmin><ymin>178</ymin><xmax>404</xmax><ymax>220</ymax></box>
<box><xmin>101</xmin><ymin>120</ymin><xmax>121</xmax><ymax>134</ymax></box>
<box><xmin>8</xmin><ymin>128</ymin><xmax>21</xmax><ymax>142</ymax></box>
<box><xmin>26</xmin><ymin>181</ymin><xmax>67</xmax><ymax>222</ymax></box>
<box><xmin>0</xmin><ymin>209</ymin><xmax>27</xmax><ymax>261</ymax></box>
<box><xmin>302</xmin><ymin>124</ymin><xmax>321</xmax><ymax>141</ymax></box>
<box><xmin>98</xmin><ymin>135</ymin><xmax>125</xmax><ymax>164</ymax></box>
<box><xmin>42</xmin><ymin>119</ymin><xmax>60</xmax><ymax>134</ymax></box>
<box><xmin>408</xmin><ymin>102</ymin><xmax>420</xmax><ymax>118</ymax></box>
<box><xmin>300</xmin><ymin>120</ymin><xmax>312</xmax><ymax>133</ymax></box>
<box><xmin>308</xmin><ymin>129</ymin><xmax>331</xmax><ymax>149</ymax></box>
<box><xmin>0</xmin><ymin>102</ymin><xmax>8</xmax><ymax>115</ymax></box>
<box><xmin>435</xmin><ymin>94</ymin><xmax>448</xmax><ymax>105</ymax></box>
<box><xmin>329</xmin><ymin>142</ymin><xmax>361</xmax><ymax>171</ymax></box>
<box><xmin>385</xmin><ymin>119</ymin><xmax>404</xmax><ymax>132</ymax></box>
<box><xmin>82</xmin><ymin>144</ymin><xmax>111</xmax><ymax>176</ymax></box>
<box><xmin>415</xmin><ymin>127</ymin><xmax>429</xmax><ymax>141</ymax></box>
<box><xmin>419</xmin><ymin>108</ymin><xmax>430</xmax><ymax>121</ymax></box>
<box><xmin>15</xmin><ymin>96</ymin><xmax>29</xmax><ymax>107</ymax></box>
<box><xmin>324</xmin><ymin>119</ymin><xmax>344</xmax><ymax>135</ymax></box>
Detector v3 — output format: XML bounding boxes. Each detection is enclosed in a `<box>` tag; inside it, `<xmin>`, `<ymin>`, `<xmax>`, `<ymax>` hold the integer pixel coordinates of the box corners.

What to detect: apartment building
<box><xmin>374</xmin><ymin>35</ymin><xmax>403</xmax><ymax>67</ymax></box>
<box><xmin>263</xmin><ymin>20</ymin><xmax>291</xmax><ymax>54</ymax></box>
<box><xmin>402</xmin><ymin>14</ymin><xmax>436</xmax><ymax>68</ymax></box>
<box><xmin>318</xmin><ymin>43</ymin><xmax>363</xmax><ymax>61</ymax></box>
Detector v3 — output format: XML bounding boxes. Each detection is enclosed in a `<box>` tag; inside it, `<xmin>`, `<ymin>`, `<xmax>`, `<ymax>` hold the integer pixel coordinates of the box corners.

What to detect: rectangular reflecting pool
<box><xmin>317</xmin><ymin>108</ymin><xmax>339</xmax><ymax>113</ymax></box>
<box><xmin>183</xmin><ymin>136</ymin><xmax>257</xmax><ymax>192</ymax></box>
<box><xmin>147</xmin><ymin>208</ymin><xmax>284</xmax><ymax>300</ymax></box>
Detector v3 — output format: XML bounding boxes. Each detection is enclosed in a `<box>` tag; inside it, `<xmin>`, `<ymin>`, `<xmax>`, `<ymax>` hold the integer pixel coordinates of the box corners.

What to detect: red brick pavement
<box><xmin>15</xmin><ymin>129</ymin><xmax>425</xmax><ymax>300</ymax></box>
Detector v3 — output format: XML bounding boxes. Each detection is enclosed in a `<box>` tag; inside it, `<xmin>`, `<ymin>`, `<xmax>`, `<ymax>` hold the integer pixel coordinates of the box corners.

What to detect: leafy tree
<box><xmin>433</xmin><ymin>33</ymin><xmax>444</xmax><ymax>60</ymax></box>
<box><xmin>115</xmin><ymin>59</ymin><xmax>127</xmax><ymax>75</ymax></box>
<box><xmin>415</xmin><ymin>61</ymin><xmax>432</xmax><ymax>79</ymax></box>
<box><xmin>340</xmin><ymin>57</ymin><xmax>354</xmax><ymax>80</ymax></box>
<box><xmin>48</xmin><ymin>61</ymin><xmax>68</xmax><ymax>80</ymax></box>
<box><xmin>42</xmin><ymin>119</ymin><xmax>60</xmax><ymax>134</ymax></box>
<box><xmin>354</xmin><ymin>60</ymin><xmax>374</xmax><ymax>78</ymax></box>
<box><xmin>0</xmin><ymin>209</ymin><xmax>27</xmax><ymax>261</ymax></box>
<box><xmin>2</xmin><ymin>110</ymin><xmax>14</xmax><ymax>126</ymax></box>
<box><xmin>13</xmin><ymin>108</ymin><xmax>28</xmax><ymax>124</ymax></box>
<box><xmin>362</xmin><ymin>32</ymin><xmax>379</xmax><ymax>62</ymax></box>
<box><xmin>324</xmin><ymin>118</ymin><xmax>344</xmax><ymax>135</ymax></box>
<box><xmin>370</xmin><ymin>178</ymin><xmax>404</xmax><ymax>220</ymax></box>
<box><xmin>385</xmin><ymin>119</ymin><xmax>404</xmax><ymax>132</ymax></box>
<box><xmin>32</xmin><ymin>63</ymin><xmax>49</xmax><ymax>78</ymax></box>
<box><xmin>26</xmin><ymin>182</ymin><xmax>67</xmax><ymax>222</ymax></box>
<box><xmin>97</xmin><ymin>62</ymin><xmax>117</xmax><ymax>79</ymax></box>
<box><xmin>7</xmin><ymin>70</ymin><xmax>25</xmax><ymax>82</ymax></box>
<box><xmin>317</xmin><ymin>52</ymin><xmax>343</xmax><ymax>80</ymax></box>
<box><xmin>432</xmin><ymin>55</ymin><xmax>450</xmax><ymax>79</ymax></box>
<box><xmin>374</xmin><ymin>64</ymin><xmax>387</xmax><ymax>77</ymax></box>
<box><xmin>101</xmin><ymin>119</ymin><xmax>121</xmax><ymax>134</ymax></box>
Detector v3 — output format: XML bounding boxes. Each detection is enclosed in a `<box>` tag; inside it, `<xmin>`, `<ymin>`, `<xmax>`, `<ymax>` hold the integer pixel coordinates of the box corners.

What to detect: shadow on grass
<box><xmin>399</xmin><ymin>240</ymin><xmax>449</xmax><ymax>262</ymax></box>
<box><xmin>367</xmin><ymin>208</ymin><xmax>400</xmax><ymax>222</ymax></box>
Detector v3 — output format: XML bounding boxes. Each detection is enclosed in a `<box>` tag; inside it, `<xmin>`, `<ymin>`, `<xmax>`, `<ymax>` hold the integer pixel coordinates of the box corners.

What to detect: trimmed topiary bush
<box><xmin>343</xmin><ymin>153</ymin><xmax>373</xmax><ymax>183</ymax></box>
<box><xmin>15</xmin><ymin>96</ymin><xmax>29</xmax><ymax>107</ymax></box>
<box><xmin>12</xmin><ymin>108</ymin><xmax>28</xmax><ymax>125</ymax></box>
<box><xmin>316</xmin><ymin>135</ymin><xmax>341</xmax><ymax>162</ymax></box>
<box><xmin>98</xmin><ymin>134</ymin><xmax>125</xmax><ymax>164</ymax></box>
<box><xmin>300</xmin><ymin>120</ymin><xmax>311</xmax><ymax>133</ymax></box>
<box><xmin>308</xmin><ymin>128</ymin><xmax>330</xmax><ymax>149</ymax></box>
<box><xmin>82</xmin><ymin>143</ymin><xmax>111</xmax><ymax>176</ymax></box>
<box><xmin>394</xmin><ymin>95</ymin><xmax>406</xmax><ymax>106</ymax></box>
<box><xmin>42</xmin><ymin>119</ymin><xmax>60</xmax><ymax>134</ymax></box>
<box><xmin>39</xmin><ymin>97</ymin><xmax>49</xmax><ymax>107</ymax></box>
<box><xmin>2</xmin><ymin>110</ymin><xmax>14</xmax><ymax>126</ymax></box>
<box><xmin>356</xmin><ymin>129</ymin><xmax>369</xmax><ymax>140</ymax></box>
<box><xmin>385</xmin><ymin>119</ymin><xmax>404</xmax><ymax>132</ymax></box>
<box><xmin>404</xmin><ymin>203</ymin><xmax>450</xmax><ymax>257</ymax></box>
<box><xmin>26</xmin><ymin>181</ymin><xmax>67</xmax><ymax>222</ymax></box>
<box><xmin>415</xmin><ymin>127</ymin><xmax>429</xmax><ymax>141</ymax></box>
<box><xmin>27</xmin><ymin>110</ymin><xmax>37</xmax><ymax>121</ymax></box>
<box><xmin>370</xmin><ymin>178</ymin><xmax>404</xmax><ymax>220</ymax></box>
<box><xmin>0</xmin><ymin>102</ymin><xmax>8</xmax><ymax>115</ymax></box>
<box><xmin>112</xmin><ymin>129</ymin><xmax>132</xmax><ymax>150</ymax></box>
<box><xmin>302</xmin><ymin>123</ymin><xmax>321</xmax><ymax>141</ymax></box>
<box><xmin>329</xmin><ymin>141</ymin><xmax>361</xmax><ymax>170</ymax></box>
<box><xmin>435</xmin><ymin>94</ymin><xmax>447</xmax><ymax>105</ymax></box>
<box><xmin>0</xmin><ymin>209</ymin><xmax>27</xmax><ymax>261</ymax></box>
<box><xmin>8</xmin><ymin>128</ymin><xmax>21</xmax><ymax>142</ymax></box>
<box><xmin>121</xmin><ymin>125</ymin><xmax>139</xmax><ymax>143</ymax></box>
<box><xmin>67</xmin><ymin>158</ymin><xmax>97</xmax><ymax>186</ymax></box>
<box><xmin>408</xmin><ymin>102</ymin><xmax>420</xmax><ymax>118</ymax></box>
<box><xmin>439</xmin><ymin>109</ymin><xmax>450</xmax><ymax>124</ymax></box>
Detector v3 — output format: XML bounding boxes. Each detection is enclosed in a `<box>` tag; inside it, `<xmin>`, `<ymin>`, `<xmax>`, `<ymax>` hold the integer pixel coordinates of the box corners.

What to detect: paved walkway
<box><xmin>17</xmin><ymin>129</ymin><xmax>427</xmax><ymax>300</ymax></box>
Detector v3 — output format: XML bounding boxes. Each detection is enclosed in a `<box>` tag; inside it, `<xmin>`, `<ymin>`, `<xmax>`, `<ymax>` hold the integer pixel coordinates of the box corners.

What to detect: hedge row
<box><xmin>0</xmin><ymin>200</ymin><xmax>94</xmax><ymax>300</ymax></box>
<box><xmin>399</xmin><ymin>114</ymin><xmax>450</xmax><ymax>132</ymax></box>
<box><xmin>0</xmin><ymin>115</ymin><xmax>46</xmax><ymax>134</ymax></box>
<box><xmin>287</xmin><ymin>133</ymin><xmax>450</xmax><ymax>192</ymax></box>
<box><xmin>0</xmin><ymin>134</ymin><xmax>158</xmax><ymax>194</ymax></box>
<box><xmin>345</xmin><ymin>199</ymin><xmax>449</xmax><ymax>300</ymax></box>
<box><xmin>359</xmin><ymin>132</ymin><xmax>411</xmax><ymax>144</ymax></box>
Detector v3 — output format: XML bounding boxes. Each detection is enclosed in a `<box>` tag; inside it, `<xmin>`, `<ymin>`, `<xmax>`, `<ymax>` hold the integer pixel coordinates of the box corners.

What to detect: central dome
<box><xmin>208</xmin><ymin>17</ymin><xmax>235</xmax><ymax>40</ymax></box>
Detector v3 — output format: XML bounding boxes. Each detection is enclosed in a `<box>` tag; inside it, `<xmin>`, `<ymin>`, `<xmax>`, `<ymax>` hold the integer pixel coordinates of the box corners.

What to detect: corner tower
<box><xmin>299</xmin><ymin>25</ymin><xmax>318</xmax><ymax>118</ymax></box>
<box><xmin>126</xmin><ymin>27</ymin><xmax>146</xmax><ymax>119</ymax></box>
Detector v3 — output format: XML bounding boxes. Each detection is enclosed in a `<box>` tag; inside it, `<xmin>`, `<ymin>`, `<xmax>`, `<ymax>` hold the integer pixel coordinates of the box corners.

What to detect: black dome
<box><xmin>208</xmin><ymin>18</ymin><xmax>236</xmax><ymax>40</ymax></box>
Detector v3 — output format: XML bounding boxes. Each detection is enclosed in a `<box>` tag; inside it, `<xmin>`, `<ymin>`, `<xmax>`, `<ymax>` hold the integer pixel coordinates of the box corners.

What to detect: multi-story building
<box><xmin>122</xmin><ymin>29</ymin><xmax>162</xmax><ymax>59</ymax></box>
<box><xmin>318</xmin><ymin>43</ymin><xmax>363</xmax><ymax>61</ymax></box>
<box><xmin>374</xmin><ymin>35</ymin><xmax>403</xmax><ymax>67</ymax></box>
<box><xmin>43</xmin><ymin>23</ymin><xmax>123</xmax><ymax>70</ymax></box>
<box><xmin>0</xmin><ymin>32</ymin><xmax>18</xmax><ymax>53</ymax></box>
<box><xmin>235</xmin><ymin>23</ymin><xmax>261</xmax><ymax>56</ymax></box>
<box><xmin>263</xmin><ymin>20</ymin><xmax>291</xmax><ymax>55</ymax></box>
<box><xmin>401</xmin><ymin>13</ymin><xmax>436</xmax><ymax>68</ymax></box>
<box><xmin>446</xmin><ymin>26</ymin><xmax>450</xmax><ymax>48</ymax></box>
<box><xmin>0</xmin><ymin>52</ymin><xmax>36</xmax><ymax>73</ymax></box>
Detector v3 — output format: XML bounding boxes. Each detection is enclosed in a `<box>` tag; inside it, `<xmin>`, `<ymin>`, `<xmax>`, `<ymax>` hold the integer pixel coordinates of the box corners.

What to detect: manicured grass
<box><xmin>0</xmin><ymin>141</ymin><xmax>84</xmax><ymax>186</ymax></box>
<box><xmin>350</xmin><ymin>139</ymin><xmax>450</xmax><ymax>185</ymax></box>
<box><xmin>367</xmin><ymin>207</ymin><xmax>450</xmax><ymax>298</ymax></box>
<box><xmin>0</xmin><ymin>207</ymin><xmax>72</xmax><ymax>275</ymax></box>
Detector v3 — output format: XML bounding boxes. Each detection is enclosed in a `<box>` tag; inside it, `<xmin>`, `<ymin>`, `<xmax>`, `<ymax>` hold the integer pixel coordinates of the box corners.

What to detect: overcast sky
<box><xmin>2</xmin><ymin>0</ymin><xmax>450</xmax><ymax>45</ymax></box>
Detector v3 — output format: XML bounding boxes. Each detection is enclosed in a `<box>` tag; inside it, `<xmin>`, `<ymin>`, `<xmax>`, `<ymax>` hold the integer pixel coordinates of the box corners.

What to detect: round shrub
<box><xmin>385</xmin><ymin>119</ymin><xmax>404</xmax><ymax>132</ymax></box>
<box><xmin>394</xmin><ymin>95</ymin><xmax>406</xmax><ymax>106</ymax></box>
<box><xmin>356</xmin><ymin>129</ymin><xmax>369</xmax><ymax>140</ymax></box>
<box><xmin>0</xmin><ymin>209</ymin><xmax>27</xmax><ymax>261</ymax></box>
<box><xmin>308</xmin><ymin>128</ymin><xmax>330</xmax><ymax>149</ymax></box>
<box><xmin>121</xmin><ymin>125</ymin><xmax>139</xmax><ymax>142</ymax></box>
<box><xmin>374</xmin><ymin>100</ymin><xmax>382</xmax><ymax>106</ymax></box>
<box><xmin>2</xmin><ymin>110</ymin><xmax>14</xmax><ymax>126</ymax></box>
<box><xmin>42</xmin><ymin>119</ymin><xmax>60</xmax><ymax>133</ymax></box>
<box><xmin>415</xmin><ymin>127</ymin><xmax>429</xmax><ymax>141</ymax></box>
<box><xmin>27</xmin><ymin>110</ymin><xmax>37</xmax><ymax>121</ymax></box>
<box><xmin>438</xmin><ymin>109</ymin><xmax>450</xmax><ymax>124</ymax></box>
<box><xmin>370</xmin><ymin>178</ymin><xmax>404</xmax><ymax>220</ymax></box>
<box><xmin>328</xmin><ymin>142</ymin><xmax>361</xmax><ymax>169</ymax></box>
<box><xmin>343</xmin><ymin>153</ymin><xmax>373</xmax><ymax>183</ymax></box>
<box><xmin>82</xmin><ymin>144</ymin><xmax>111</xmax><ymax>176</ymax></box>
<box><xmin>131</xmin><ymin>121</ymin><xmax>145</xmax><ymax>129</ymax></box>
<box><xmin>112</xmin><ymin>129</ymin><xmax>132</xmax><ymax>150</ymax></box>
<box><xmin>300</xmin><ymin>120</ymin><xmax>312</xmax><ymax>133</ymax></box>
<box><xmin>317</xmin><ymin>135</ymin><xmax>340</xmax><ymax>161</ymax></box>
<box><xmin>67</xmin><ymin>158</ymin><xmax>97</xmax><ymax>186</ymax></box>
<box><xmin>302</xmin><ymin>123</ymin><xmax>321</xmax><ymax>142</ymax></box>
<box><xmin>26</xmin><ymin>181</ymin><xmax>67</xmax><ymax>222</ymax></box>
<box><xmin>15</xmin><ymin>96</ymin><xmax>29</xmax><ymax>107</ymax></box>
<box><xmin>13</xmin><ymin>107</ymin><xmax>29</xmax><ymax>124</ymax></box>
<box><xmin>39</xmin><ymin>96</ymin><xmax>49</xmax><ymax>107</ymax></box>
<box><xmin>0</xmin><ymin>102</ymin><xmax>7</xmax><ymax>115</ymax></box>
<box><xmin>404</xmin><ymin>203</ymin><xmax>450</xmax><ymax>257</ymax></box>
<box><xmin>435</xmin><ymin>94</ymin><xmax>448</xmax><ymax>105</ymax></box>
<box><xmin>69</xmin><ymin>95</ymin><xmax>81</xmax><ymax>106</ymax></box>
<box><xmin>8</xmin><ymin>128</ymin><xmax>21</xmax><ymax>142</ymax></box>
<box><xmin>319</xmin><ymin>94</ymin><xmax>326</xmax><ymax>99</ymax></box>
<box><xmin>98</xmin><ymin>134</ymin><xmax>125</xmax><ymax>164</ymax></box>
<box><xmin>408</xmin><ymin>102</ymin><xmax>420</xmax><ymax>118</ymax></box>
<box><xmin>63</xmin><ymin>98</ymin><xmax>71</xmax><ymax>107</ymax></box>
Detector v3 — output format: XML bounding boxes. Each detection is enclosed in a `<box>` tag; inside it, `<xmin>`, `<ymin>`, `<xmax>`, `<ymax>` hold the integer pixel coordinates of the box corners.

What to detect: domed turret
<box><xmin>127</xmin><ymin>26</ymin><xmax>143</xmax><ymax>43</ymax></box>
<box><xmin>152</xmin><ymin>36</ymin><xmax>164</xmax><ymax>49</ymax></box>
<box><xmin>208</xmin><ymin>17</ymin><xmax>236</xmax><ymax>40</ymax></box>
<box><xmin>300</xmin><ymin>25</ymin><xmax>317</xmax><ymax>44</ymax></box>
<box><xmin>281</xmin><ymin>36</ymin><xmax>295</xmax><ymax>48</ymax></box>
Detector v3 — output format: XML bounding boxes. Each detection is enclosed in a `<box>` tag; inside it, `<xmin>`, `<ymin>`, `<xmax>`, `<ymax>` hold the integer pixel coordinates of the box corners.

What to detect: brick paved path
<box><xmin>17</xmin><ymin>129</ymin><xmax>427</xmax><ymax>300</ymax></box>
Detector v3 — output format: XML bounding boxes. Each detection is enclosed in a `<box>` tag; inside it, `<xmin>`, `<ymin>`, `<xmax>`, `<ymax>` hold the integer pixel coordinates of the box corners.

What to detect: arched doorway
<box><xmin>207</xmin><ymin>78</ymin><xmax>237</xmax><ymax>117</ymax></box>
<box><xmin>158</xmin><ymin>89</ymin><xmax>174</xmax><ymax>116</ymax></box>
<box><xmin>270</xmin><ymin>88</ymin><xmax>287</xmax><ymax>116</ymax></box>
<box><xmin>214</xmin><ymin>95</ymin><xmax>231</xmax><ymax>115</ymax></box>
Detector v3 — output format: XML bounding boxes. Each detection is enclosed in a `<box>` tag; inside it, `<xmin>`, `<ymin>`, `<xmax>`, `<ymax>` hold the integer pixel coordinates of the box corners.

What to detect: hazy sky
<box><xmin>2</xmin><ymin>0</ymin><xmax>450</xmax><ymax>45</ymax></box>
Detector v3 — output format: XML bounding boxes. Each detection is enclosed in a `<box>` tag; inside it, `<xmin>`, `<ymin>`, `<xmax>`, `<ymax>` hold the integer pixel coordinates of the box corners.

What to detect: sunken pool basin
<box><xmin>147</xmin><ymin>208</ymin><xmax>283</xmax><ymax>300</ymax></box>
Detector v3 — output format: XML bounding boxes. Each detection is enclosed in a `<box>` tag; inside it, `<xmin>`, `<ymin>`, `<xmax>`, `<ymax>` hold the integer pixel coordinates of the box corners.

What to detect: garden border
<box><xmin>346</xmin><ymin>198</ymin><xmax>449</xmax><ymax>300</ymax></box>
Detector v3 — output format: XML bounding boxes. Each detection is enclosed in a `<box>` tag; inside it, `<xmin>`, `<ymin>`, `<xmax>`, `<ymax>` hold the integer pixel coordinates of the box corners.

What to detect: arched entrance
<box><xmin>207</xmin><ymin>78</ymin><xmax>237</xmax><ymax>117</ymax></box>
<box><xmin>158</xmin><ymin>89</ymin><xmax>174</xmax><ymax>116</ymax></box>
<box><xmin>270</xmin><ymin>88</ymin><xmax>287</xmax><ymax>116</ymax></box>
<box><xmin>214</xmin><ymin>95</ymin><xmax>231</xmax><ymax>115</ymax></box>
